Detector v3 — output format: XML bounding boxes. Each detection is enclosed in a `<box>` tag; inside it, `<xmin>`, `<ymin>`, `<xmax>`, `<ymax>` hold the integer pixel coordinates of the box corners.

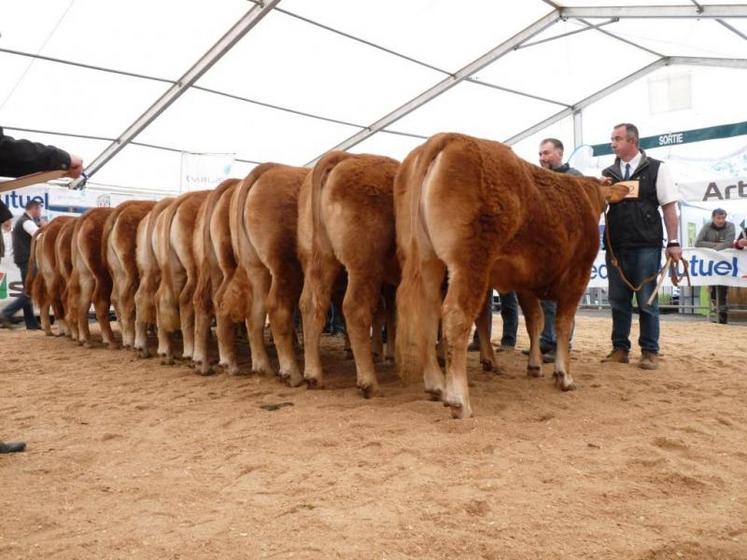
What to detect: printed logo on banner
<box><xmin>589</xmin><ymin>248</ymin><xmax>747</xmax><ymax>287</ymax></box>
<box><xmin>702</xmin><ymin>179</ymin><xmax>747</xmax><ymax>202</ymax></box>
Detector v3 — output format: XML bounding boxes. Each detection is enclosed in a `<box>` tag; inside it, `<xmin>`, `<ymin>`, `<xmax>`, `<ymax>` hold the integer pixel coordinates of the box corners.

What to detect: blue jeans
<box><xmin>539</xmin><ymin>300</ymin><xmax>574</xmax><ymax>351</ymax></box>
<box><xmin>499</xmin><ymin>291</ymin><xmax>518</xmax><ymax>347</ymax></box>
<box><xmin>605</xmin><ymin>247</ymin><xmax>661</xmax><ymax>354</ymax></box>
<box><xmin>1</xmin><ymin>262</ymin><xmax>39</xmax><ymax>329</ymax></box>
<box><xmin>472</xmin><ymin>290</ymin><xmax>518</xmax><ymax>347</ymax></box>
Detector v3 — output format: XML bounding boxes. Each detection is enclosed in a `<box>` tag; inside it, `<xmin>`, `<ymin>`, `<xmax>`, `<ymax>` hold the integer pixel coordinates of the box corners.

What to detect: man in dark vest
<box><xmin>0</xmin><ymin>128</ymin><xmax>83</xmax><ymax>454</ymax></box>
<box><xmin>0</xmin><ymin>199</ymin><xmax>44</xmax><ymax>330</ymax></box>
<box><xmin>601</xmin><ymin>123</ymin><xmax>681</xmax><ymax>370</ymax></box>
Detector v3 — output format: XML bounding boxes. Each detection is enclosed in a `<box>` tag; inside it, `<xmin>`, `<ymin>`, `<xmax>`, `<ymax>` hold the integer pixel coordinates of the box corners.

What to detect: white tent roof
<box><xmin>1</xmin><ymin>1</ymin><xmax>746</xmax><ymax>194</ymax></box>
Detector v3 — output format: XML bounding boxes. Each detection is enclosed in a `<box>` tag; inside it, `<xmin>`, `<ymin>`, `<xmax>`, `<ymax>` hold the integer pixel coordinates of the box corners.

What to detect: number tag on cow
<box><xmin>617</xmin><ymin>180</ymin><xmax>639</xmax><ymax>199</ymax></box>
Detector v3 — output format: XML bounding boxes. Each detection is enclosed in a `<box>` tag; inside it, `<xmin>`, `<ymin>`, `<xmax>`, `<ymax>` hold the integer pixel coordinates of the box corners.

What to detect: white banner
<box><xmin>180</xmin><ymin>152</ymin><xmax>235</xmax><ymax>193</ymax></box>
<box><xmin>588</xmin><ymin>248</ymin><xmax>747</xmax><ymax>288</ymax></box>
<box><xmin>1</xmin><ymin>185</ymin><xmax>134</xmax><ymax>301</ymax></box>
<box><xmin>677</xmin><ymin>177</ymin><xmax>747</xmax><ymax>203</ymax></box>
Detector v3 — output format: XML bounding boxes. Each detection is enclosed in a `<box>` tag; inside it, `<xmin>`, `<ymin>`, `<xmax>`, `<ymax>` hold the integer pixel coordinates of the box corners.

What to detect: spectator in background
<box><xmin>695</xmin><ymin>208</ymin><xmax>736</xmax><ymax>324</ymax></box>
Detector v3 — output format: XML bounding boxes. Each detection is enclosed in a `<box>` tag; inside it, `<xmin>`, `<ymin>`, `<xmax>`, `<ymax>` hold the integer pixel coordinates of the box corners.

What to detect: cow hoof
<box><xmin>481</xmin><ymin>360</ymin><xmax>494</xmax><ymax>372</ymax></box>
<box><xmin>306</xmin><ymin>377</ymin><xmax>323</xmax><ymax>390</ymax></box>
<box><xmin>226</xmin><ymin>366</ymin><xmax>242</xmax><ymax>376</ymax></box>
<box><xmin>137</xmin><ymin>349</ymin><xmax>150</xmax><ymax>359</ymax></box>
<box><xmin>44</xmin><ymin>331</ymin><xmax>54</xmax><ymax>337</ymax></box>
<box><xmin>197</xmin><ymin>366</ymin><xmax>215</xmax><ymax>376</ymax></box>
<box><xmin>447</xmin><ymin>401</ymin><xmax>472</xmax><ymax>420</ymax></box>
<box><xmin>286</xmin><ymin>375</ymin><xmax>305</xmax><ymax>388</ymax></box>
<box><xmin>527</xmin><ymin>366</ymin><xmax>543</xmax><ymax>378</ymax></box>
<box><xmin>425</xmin><ymin>388</ymin><xmax>443</xmax><ymax>402</ymax></box>
<box><xmin>358</xmin><ymin>383</ymin><xmax>380</xmax><ymax>399</ymax></box>
<box><xmin>160</xmin><ymin>357</ymin><xmax>175</xmax><ymax>366</ymax></box>
<box><xmin>553</xmin><ymin>372</ymin><xmax>576</xmax><ymax>392</ymax></box>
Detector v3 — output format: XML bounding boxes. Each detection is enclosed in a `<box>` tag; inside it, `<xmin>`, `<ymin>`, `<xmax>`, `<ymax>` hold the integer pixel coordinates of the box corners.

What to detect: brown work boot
<box><xmin>601</xmin><ymin>348</ymin><xmax>629</xmax><ymax>363</ymax></box>
<box><xmin>639</xmin><ymin>351</ymin><xmax>659</xmax><ymax>370</ymax></box>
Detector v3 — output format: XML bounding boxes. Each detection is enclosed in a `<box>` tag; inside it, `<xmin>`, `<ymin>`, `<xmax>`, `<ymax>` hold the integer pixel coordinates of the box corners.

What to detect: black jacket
<box><xmin>0</xmin><ymin>127</ymin><xmax>71</xmax><ymax>233</ymax></box>
<box><xmin>0</xmin><ymin>127</ymin><xmax>71</xmax><ymax>178</ymax></box>
<box><xmin>602</xmin><ymin>151</ymin><xmax>664</xmax><ymax>250</ymax></box>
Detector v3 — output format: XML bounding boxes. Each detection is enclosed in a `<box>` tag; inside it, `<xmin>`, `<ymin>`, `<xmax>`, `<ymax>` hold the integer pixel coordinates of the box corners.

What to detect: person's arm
<box><xmin>22</xmin><ymin>219</ymin><xmax>39</xmax><ymax>236</ymax></box>
<box><xmin>694</xmin><ymin>225</ymin><xmax>717</xmax><ymax>249</ymax></box>
<box><xmin>662</xmin><ymin>202</ymin><xmax>682</xmax><ymax>259</ymax></box>
<box><xmin>735</xmin><ymin>230</ymin><xmax>747</xmax><ymax>250</ymax></box>
<box><xmin>655</xmin><ymin>164</ymin><xmax>682</xmax><ymax>260</ymax></box>
<box><xmin>0</xmin><ymin>128</ymin><xmax>79</xmax><ymax>178</ymax></box>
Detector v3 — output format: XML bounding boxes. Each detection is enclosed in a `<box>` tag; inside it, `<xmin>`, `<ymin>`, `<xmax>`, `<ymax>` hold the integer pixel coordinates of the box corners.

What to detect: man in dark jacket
<box><xmin>695</xmin><ymin>208</ymin><xmax>736</xmax><ymax>324</ymax></box>
<box><xmin>0</xmin><ymin>128</ymin><xmax>83</xmax><ymax>454</ymax></box>
<box><xmin>601</xmin><ymin>123</ymin><xmax>681</xmax><ymax>371</ymax></box>
<box><xmin>535</xmin><ymin>138</ymin><xmax>582</xmax><ymax>362</ymax></box>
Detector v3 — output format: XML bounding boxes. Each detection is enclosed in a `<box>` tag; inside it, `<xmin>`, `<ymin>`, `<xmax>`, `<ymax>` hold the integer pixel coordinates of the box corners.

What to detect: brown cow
<box><xmin>68</xmin><ymin>207</ymin><xmax>116</xmax><ymax>347</ymax></box>
<box><xmin>298</xmin><ymin>151</ymin><xmax>400</xmax><ymax>397</ymax></box>
<box><xmin>396</xmin><ymin>133</ymin><xmax>628</xmax><ymax>418</ymax></box>
<box><xmin>232</xmin><ymin>164</ymin><xmax>309</xmax><ymax>385</ymax></box>
<box><xmin>26</xmin><ymin>216</ymin><xmax>75</xmax><ymax>336</ymax></box>
<box><xmin>104</xmin><ymin>200</ymin><xmax>157</xmax><ymax>349</ymax></box>
<box><xmin>134</xmin><ymin>197</ymin><xmax>174</xmax><ymax>358</ymax></box>
<box><xmin>55</xmin><ymin>217</ymin><xmax>78</xmax><ymax>339</ymax></box>
<box><xmin>154</xmin><ymin>190</ymin><xmax>210</xmax><ymax>363</ymax></box>
<box><xmin>192</xmin><ymin>178</ymin><xmax>242</xmax><ymax>375</ymax></box>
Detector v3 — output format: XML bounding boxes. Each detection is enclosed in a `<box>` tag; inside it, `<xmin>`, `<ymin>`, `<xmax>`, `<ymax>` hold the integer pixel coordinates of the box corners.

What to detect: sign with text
<box><xmin>180</xmin><ymin>152</ymin><xmax>235</xmax><ymax>193</ymax></box>
<box><xmin>588</xmin><ymin>248</ymin><xmax>747</xmax><ymax>288</ymax></box>
<box><xmin>677</xmin><ymin>177</ymin><xmax>747</xmax><ymax>203</ymax></box>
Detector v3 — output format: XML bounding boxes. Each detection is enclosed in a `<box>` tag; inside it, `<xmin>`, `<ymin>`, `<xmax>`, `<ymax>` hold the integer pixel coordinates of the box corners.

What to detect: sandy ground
<box><xmin>1</xmin><ymin>312</ymin><xmax>746</xmax><ymax>560</ymax></box>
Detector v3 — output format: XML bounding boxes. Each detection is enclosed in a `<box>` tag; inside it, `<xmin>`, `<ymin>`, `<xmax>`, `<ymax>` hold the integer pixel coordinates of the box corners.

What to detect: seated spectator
<box><xmin>695</xmin><ymin>208</ymin><xmax>736</xmax><ymax>324</ymax></box>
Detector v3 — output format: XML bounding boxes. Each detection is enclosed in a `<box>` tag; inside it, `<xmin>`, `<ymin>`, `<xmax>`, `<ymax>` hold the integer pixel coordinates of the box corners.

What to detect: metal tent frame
<box><xmin>2</xmin><ymin>2</ymin><xmax>746</xmax><ymax>183</ymax></box>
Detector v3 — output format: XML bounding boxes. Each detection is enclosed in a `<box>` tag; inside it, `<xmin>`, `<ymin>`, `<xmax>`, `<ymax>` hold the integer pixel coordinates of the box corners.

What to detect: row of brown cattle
<box><xmin>26</xmin><ymin>133</ymin><xmax>628</xmax><ymax>418</ymax></box>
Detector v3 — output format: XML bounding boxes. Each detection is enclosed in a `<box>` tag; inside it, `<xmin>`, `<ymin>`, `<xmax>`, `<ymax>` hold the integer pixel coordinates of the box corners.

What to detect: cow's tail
<box><xmin>395</xmin><ymin>134</ymin><xmax>459</xmax><ymax>382</ymax></box>
<box><xmin>310</xmin><ymin>151</ymin><xmax>351</xmax><ymax>255</ymax></box>
<box><xmin>195</xmin><ymin>178</ymin><xmax>239</xmax><ymax>311</ymax></box>
<box><xmin>157</xmin><ymin>197</ymin><xmax>185</xmax><ymax>331</ymax></box>
<box><xmin>234</xmin><ymin>163</ymin><xmax>283</xmax><ymax>251</ymax></box>
<box><xmin>100</xmin><ymin>205</ymin><xmax>125</xmax><ymax>289</ymax></box>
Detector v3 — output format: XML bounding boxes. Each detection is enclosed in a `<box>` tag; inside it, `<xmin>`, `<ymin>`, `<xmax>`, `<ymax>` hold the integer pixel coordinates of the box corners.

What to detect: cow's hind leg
<box><xmin>77</xmin><ymin>273</ymin><xmax>95</xmax><ymax>347</ymax></box>
<box><xmin>93</xmin><ymin>279</ymin><xmax>117</xmax><ymax>349</ymax></box>
<box><xmin>51</xmin><ymin>297</ymin><xmax>68</xmax><ymax>337</ymax></box>
<box><xmin>517</xmin><ymin>291</ymin><xmax>544</xmax><ymax>378</ymax></box>
<box><xmin>246</xmin><ymin>265</ymin><xmax>273</xmax><ymax>375</ymax></box>
<box><xmin>40</xmin><ymin>298</ymin><xmax>53</xmax><ymax>336</ymax></box>
<box><xmin>441</xmin><ymin>267</ymin><xmax>488</xmax><ymax>419</ymax></box>
<box><xmin>266</xmin><ymin>264</ymin><xmax>304</xmax><ymax>387</ymax></box>
<box><xmin>299</xmin><ymin>257</ymin><xmax>341</xmax><ymax>389</ymax></box>
<box><xmin>343</xmin><ymin>268</ymin><xmax>383</xmax><ymax>398</ymax></box>
<box><xmin>552</xmin><ymin>295</ymin><xmax>579</xmax><ymax>391</ymax></box>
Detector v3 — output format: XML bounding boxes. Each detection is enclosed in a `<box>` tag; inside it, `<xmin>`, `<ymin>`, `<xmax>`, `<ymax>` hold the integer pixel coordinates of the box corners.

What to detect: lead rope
<box><xmin>603</xmin><ymin>208</ymin><xmax>691</xmax><ymax>306</ymax></box>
